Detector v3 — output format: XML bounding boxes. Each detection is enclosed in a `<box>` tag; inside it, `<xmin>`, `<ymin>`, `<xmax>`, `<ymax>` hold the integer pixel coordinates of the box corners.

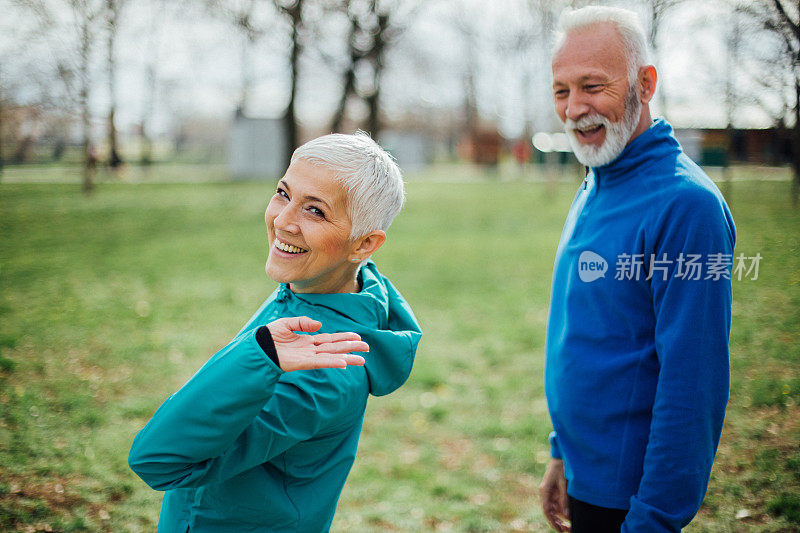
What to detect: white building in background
<box><xmin>228</xmin><ymin>115</ymin><xmax>286</xmax><ymax>179</ymax></box>
<box><xmin>378</xmin><ymin>130</ymin><xmax>434</xmax><ymax>172</ymax></box>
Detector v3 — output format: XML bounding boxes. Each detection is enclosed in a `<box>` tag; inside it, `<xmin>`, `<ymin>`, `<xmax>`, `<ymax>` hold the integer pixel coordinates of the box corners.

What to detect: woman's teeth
<box><xmin>275</xmin><ymin>239</ymin><xmax>307</xmax><ymax>254</ymax></box>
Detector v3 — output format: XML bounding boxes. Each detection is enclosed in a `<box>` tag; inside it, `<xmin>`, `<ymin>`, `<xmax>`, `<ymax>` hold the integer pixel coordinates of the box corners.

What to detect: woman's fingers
<box><xmin>316</xmin><ymin>353</ymin><xmax>366</xmax><ymax>366</ymax></box>
<box><xmin>311</xmin><ymin>331</ymin><xmax>362</xmax><ymax>345</ymax></box>
<box><xmin>315</xmin><ymin>340</ymin><xmax>369</xmax><ymax>354</ymax></box>
<box><xmin>265</xmin><ymin>317</ymin><xmax>368</xmax><ymax>372</ymax></box>
<box><xmin>294</xmin><ymin>354</ymin><xmax>365</xmax><ymax>370</ymax></box>
<box><xmin>272</xmin><ymin>316</ymin><xmax>322</xmax><ymax>334</ymax></box>
<box><xmin>340</xmin><ymin>354</ymin><xmax>366</xmax><ymax>366</ymax></box>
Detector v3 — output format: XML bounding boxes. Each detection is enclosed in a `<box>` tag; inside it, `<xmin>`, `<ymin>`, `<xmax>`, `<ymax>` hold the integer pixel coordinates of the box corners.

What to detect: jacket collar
<box><xmin>276</xmin><ymin>261</ymin><xmax>387</xmax><ymax>327</ymax></box>
<box><xmin>591</xmin><ymin>118</ymin><xmax>681</xmax><ymax>187</ymax></box>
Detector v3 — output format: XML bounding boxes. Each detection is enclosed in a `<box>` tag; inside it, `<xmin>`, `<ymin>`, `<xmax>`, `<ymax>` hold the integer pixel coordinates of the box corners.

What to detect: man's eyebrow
<box><xmin>554</xmin><ymin>74</ymin><xmax>609</xmax><ymax>86</ymax></box>
<box><xmin>279</xmin><ymin>179</ymin><xmax>332</xmax><ymax>209</ymax></box>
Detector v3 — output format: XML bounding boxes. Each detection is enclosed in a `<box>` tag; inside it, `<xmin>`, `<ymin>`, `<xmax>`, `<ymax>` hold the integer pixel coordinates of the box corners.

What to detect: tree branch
<box><xmin>771</xmin><ymin>0</ymin><xmax>800</xmax><ymax>43</ymax></box>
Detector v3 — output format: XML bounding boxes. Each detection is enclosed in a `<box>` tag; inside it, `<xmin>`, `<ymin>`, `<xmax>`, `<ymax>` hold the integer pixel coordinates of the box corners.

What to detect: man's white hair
<box><xmin>291</xmin><ymin>131</ymin><xmax>405</xmax><ymax>240</ymax></box>
<box><xmin>555</xmin><ymin>6</ymin><xmax>650</xmax><ymax>86</ymax></box>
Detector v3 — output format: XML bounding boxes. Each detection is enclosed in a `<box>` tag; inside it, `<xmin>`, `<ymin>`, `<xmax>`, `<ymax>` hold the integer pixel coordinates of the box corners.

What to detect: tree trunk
<box><xmin>12</xmin><ymin>135</ymin><xmax>34</xmax><ymax>164</ymax></box>
<box><xmin>793</xmin><ymin>78</ymin><xmax>800</xmax><ymax>206</ymax></box>
<box><xmin>282</xmin><ymin>0</ymin><xmax>303</xmax><ymax>169</ymax></box>
<box><xmin>330</xmin><ymin>65</ymin><xmax>355</xmax><ymax>133</ymax></box>
<box><xmin>80</xmin><ymin>15</ymin><xmax>94</xmax><ymax>194</ymax></box>
<box><xmin>140</xmin><ymin>64</ymin><xmax>155</xmax><ymax>166</ymax></box>
<box><xmin>365</xmin><ymin>11</ymin><xmax>388</xmax><ymax>137</ymax></box>
<box><xmin>0</xmin><ymin>85</ymin><xmax>4</xmax><ymax>177</ymax></box>
<box><xmin>330</xmin><ymin>20</ymin><xmax>358</xmax><ymax>133</ymax></box>
<box><xmin>107</xmin><ymin>0</ymin><xmax>123</xmax><ymax>169</ymax></box>
<box><xmin>365</xmin><ymin>73</ymin><xmax>381</xmax><ymax>137</ymax></box>
<box><xmin>649</xmin><ymin>1</ymin><xmax>670</xmax><ymax>119</ymax></box>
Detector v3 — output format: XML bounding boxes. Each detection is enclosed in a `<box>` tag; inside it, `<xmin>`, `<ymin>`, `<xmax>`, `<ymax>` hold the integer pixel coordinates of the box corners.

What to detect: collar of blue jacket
<box><xmin>591</xmin><ymin>118</ymin><xmax>681</xmax><ymax>187</ymax></box>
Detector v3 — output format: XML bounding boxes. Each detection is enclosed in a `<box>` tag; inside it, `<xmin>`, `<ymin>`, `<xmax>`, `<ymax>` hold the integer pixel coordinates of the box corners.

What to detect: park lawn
<box><xmin>0</xmin><ymin>173</ymin><xmax>798</xmax><ymax>532</ymax></box>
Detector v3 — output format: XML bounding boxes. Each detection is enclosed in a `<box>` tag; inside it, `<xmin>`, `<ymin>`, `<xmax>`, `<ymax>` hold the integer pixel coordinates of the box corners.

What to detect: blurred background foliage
<box><xmin>2</xmin><ymin>0</ymin><xmax>800</xmax><ymax>200</ymax></box>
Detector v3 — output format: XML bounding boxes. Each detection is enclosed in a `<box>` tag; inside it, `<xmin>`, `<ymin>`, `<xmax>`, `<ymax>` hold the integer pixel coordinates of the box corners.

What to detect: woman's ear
<box><xmin>350</xmin><ymin>230</ymin><xmax>386</xmax><ymax>262</ymax></box>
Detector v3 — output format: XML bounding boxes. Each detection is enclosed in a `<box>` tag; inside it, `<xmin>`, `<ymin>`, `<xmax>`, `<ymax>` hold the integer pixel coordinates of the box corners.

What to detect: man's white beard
<box><xmin>564</xmin><ymin>88</ymin><xmax>642</xmax><ymax>168</ymax></box>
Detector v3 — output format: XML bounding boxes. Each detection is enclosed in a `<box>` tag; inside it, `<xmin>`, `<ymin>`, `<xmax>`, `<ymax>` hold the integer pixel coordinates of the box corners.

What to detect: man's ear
<box><xmin>350</xmin><ymin>230</ymin><xmax>386</xmax><ymax>262</ymax></box>
<box><xmin>639</xmin><ymin>65</ymin><xmax>657</xmax><ymax>104</ymax></box>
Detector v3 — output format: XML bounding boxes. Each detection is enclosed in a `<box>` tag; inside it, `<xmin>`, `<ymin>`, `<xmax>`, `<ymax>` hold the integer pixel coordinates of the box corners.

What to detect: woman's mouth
<box><xmin>274</xmin><ymin>237</ymin><xmax>308</xmax><ymax>254</ymax></box>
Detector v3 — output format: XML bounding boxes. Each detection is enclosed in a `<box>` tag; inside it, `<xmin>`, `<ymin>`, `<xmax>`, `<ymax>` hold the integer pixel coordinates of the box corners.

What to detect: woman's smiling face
<box><xmin>265</xmin><ymin>158</ymin><xmax>360</xmax><ymax>294</ymax></box>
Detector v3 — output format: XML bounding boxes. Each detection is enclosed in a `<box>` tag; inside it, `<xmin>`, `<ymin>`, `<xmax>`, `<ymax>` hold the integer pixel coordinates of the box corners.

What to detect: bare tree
<box><xmin>139</xmin><ymin>63</ymin><xmax>156</xmax><ymax>166</ymax></box>
<box><xmin>641</xmin><ymin>0</ymin><xmax>684</xmax><ymax>119</ymax></box>
<box><xmin>326</xmin><ymin>0</ymin><xmax>420</xmax><ymax>137</ymax></box>
<box><xmin>448</xmin><ymin>2</ymin><xmax>482</xmax><ymax>139</ymax></box>
<box><xmin>0</xmin><ymin>70</ymin><xmax>6</xmax><ymax>176</ymax></box>
<box><xmin>737</xmin><ymin>0</ymin><xmax>800</xmax><ymax>204</ymax></box>
<box><xmin>205</xmin><ymin>0</ymin><xmax>274</xmax><ymax>114</ymax></box>
<box><xmin>207</xmin><ymin>0</ymin><xmax>298</xmax><ymax>166</ymax></box>
<box><xmin>135</xmin><ymin>0</ymin><xmax>169</xmax><ymax>166</ymax></box>
<box><xmin>16</xmin><ymin>0</ymin><xmax>105</xmax><ymax>193</ymax></box>
<box><xmin>105</xmin><ymin>0</ymin><xmax>126</xmax><ymax>170</ymax></box>
<box><xmin>72</xmin><ymin>0</ymin><xmax>104</xmax><ymax>192</ymax></box>
<box><xmin>275</xmin><ymin>0</ymin><xmax>304</xmax><ymax>167</ymax></box>
<box><xmin>327</xmin><ymin>1</ymin><xmax>362</xmax><ymax>133</ymax></box>
<box><xmin>720</xmin><ymin>4</ymin><xmax>745</xmax><ymax>184</ymax></box>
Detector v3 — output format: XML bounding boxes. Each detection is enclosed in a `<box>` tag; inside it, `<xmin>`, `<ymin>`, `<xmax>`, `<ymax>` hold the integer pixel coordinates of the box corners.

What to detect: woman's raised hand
<box><xmin>267</xmin><ymin>316</ymin><xmax>368</xmax><ymax>372</ymax></box>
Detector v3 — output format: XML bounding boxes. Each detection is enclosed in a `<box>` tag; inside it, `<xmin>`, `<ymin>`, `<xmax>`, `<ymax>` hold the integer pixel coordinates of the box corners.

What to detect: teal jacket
<box><xmin>129</xmin><ymin>262</ymin><xmax>421</xmax><ymax>532</ymax></box>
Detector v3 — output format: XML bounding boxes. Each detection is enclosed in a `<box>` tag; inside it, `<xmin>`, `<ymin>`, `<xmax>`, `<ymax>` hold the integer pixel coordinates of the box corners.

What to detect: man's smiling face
<box><xmin>552</xmin><ymin>22</ymin><xmax>642</xmax><ymax>167</ymax></box>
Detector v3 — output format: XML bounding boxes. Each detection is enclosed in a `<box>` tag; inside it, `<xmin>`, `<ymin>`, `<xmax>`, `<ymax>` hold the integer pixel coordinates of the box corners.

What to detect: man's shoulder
<box><xmin>646</xmin><ymin>153</ymin><xmax>726</xmax><ymax>210</ymax></box>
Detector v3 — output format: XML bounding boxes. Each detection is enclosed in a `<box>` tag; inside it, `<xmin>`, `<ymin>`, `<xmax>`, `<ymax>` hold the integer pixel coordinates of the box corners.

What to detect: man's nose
<box><xmin>565</xmin><ymin>92</ymin><xmax>590</xmax><ymax>121</ymax></box>
<box><xmin>273</xmin><ymin>204</ymin><xmax>301</xmax><ymax>234</ymax></box>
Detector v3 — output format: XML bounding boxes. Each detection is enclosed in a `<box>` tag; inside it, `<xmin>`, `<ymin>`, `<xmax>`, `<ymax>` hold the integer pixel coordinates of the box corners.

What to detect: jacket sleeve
<box><xmin>128</xmin><ymin>328</ymin><xmax>353</xmax><ymax>491</ymax></box>
<box><xmin>548</xmin><ymin>431</ymin><xmax>562</xmax><ymax>460</ymax></box>
<box><xmin>622</xmin><ymin>188</ymin><xmax>735</xmax><ymax>532</ymax></box>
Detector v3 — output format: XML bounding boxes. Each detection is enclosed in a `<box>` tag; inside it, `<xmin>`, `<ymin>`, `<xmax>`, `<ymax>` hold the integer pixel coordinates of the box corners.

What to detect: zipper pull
<box><xmin>583</xmin><ymin>176</ymin><xmax>588</xmax><ymax>190</ymax></box>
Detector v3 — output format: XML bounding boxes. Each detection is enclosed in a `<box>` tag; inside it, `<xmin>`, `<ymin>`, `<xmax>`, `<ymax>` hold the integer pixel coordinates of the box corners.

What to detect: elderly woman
<box><xmin>128</xmin><ymin>133</ymin><xmax>422</xmax><ymax>532</ymax></box>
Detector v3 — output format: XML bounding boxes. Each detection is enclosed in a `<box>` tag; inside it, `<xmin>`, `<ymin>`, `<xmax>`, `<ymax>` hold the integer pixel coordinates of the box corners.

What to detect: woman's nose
<box><xmin>272</xmin><ymin>204</ymin><xmax>301</xmax><ymax>234</ymax></box>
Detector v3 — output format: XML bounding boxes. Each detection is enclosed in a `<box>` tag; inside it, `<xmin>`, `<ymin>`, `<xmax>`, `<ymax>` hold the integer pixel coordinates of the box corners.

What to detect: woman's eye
<box><xmin>308</xmin><ymin>206</ymin><xmax>326</xmax><ymax>219</ymax></box>
<box><xmin>276</xmin><ymin>188</ymin><xmax>289</xmax><ymax>199</ymax></box>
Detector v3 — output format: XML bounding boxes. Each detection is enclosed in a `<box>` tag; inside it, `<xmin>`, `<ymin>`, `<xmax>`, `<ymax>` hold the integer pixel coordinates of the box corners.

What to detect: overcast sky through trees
<box><xmin>1</xmin><ymin>0</ymin><xmax>792</xmax><ymax>145</ymax></box>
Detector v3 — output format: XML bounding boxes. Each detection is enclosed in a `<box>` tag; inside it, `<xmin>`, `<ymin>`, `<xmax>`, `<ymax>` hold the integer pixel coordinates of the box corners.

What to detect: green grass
<box><xmin>0</xmin><ymin>168</ymin><xmax>798</xmax><ymax>531</ymax></box>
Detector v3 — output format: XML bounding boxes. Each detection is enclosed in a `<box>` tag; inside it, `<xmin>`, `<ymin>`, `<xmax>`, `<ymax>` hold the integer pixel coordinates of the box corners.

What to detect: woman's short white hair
<box><xmin>291</xmin><ymin>131</ymin><xmax>405</xmax><ymax>239</ymax></box>
<box><xmin>555</xmin><ymin>6</ymin><xmax>650</xmax><ymax>86</ymax></box>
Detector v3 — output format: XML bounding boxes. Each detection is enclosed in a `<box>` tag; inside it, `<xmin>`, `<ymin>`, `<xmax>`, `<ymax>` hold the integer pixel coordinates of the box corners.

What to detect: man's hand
<box><xmin>267</xmin><ymin>316</ymin><xmax>368</xmax><ymax>372</ymax></box>
<box><xmin>539</xmin><ymin>458</ymin><xmax>570</xmax><ymax>532</ymax></box>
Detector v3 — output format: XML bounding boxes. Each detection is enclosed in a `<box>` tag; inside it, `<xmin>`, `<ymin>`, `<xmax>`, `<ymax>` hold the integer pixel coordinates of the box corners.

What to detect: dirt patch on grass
<box><xmin>0</xmin><ymin>471</ymin><xmax>116</xmax><ymax>532</ymax></box>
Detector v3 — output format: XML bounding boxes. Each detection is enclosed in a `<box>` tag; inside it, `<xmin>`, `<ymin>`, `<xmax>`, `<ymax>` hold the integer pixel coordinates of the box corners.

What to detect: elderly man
<box><xmin>539</xmin><ymin>6</ymin><xmax>735</xmax><ymax>533</ymax></box>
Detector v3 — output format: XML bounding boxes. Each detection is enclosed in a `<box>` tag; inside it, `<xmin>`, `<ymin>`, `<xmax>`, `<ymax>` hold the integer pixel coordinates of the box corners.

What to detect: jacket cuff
<box><xmin>549</xmin><ymin>431</ymin><xmax>562</xmax><ymax>460</ymax></box>
<box><xmin>255</xmin><ymin>325</ymin><xmax>281</xmax><ymax>368</ymax></box>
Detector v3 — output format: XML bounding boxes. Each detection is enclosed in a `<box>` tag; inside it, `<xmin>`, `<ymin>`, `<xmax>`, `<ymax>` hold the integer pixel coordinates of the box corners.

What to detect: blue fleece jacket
<box><xmin>544</xmin><ymin>119</ymin><xmax>735</xmax><ymax>532</ymax></box>
<box><xmin>129</xmin><ymin>261</ymin><xmax>421</xmax><ymax>532</ymax></box>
